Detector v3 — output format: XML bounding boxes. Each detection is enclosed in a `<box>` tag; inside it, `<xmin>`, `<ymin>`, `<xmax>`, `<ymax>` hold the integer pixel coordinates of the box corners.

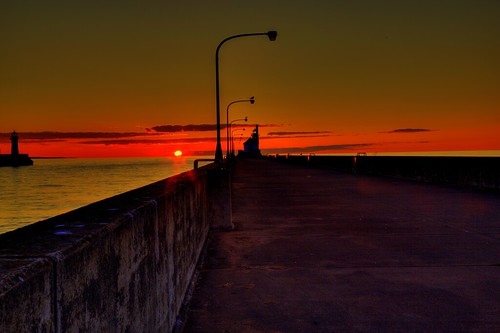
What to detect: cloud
<box><xmin>148</xmin><ymin>124</ymin><xmax>218</xmax><ymax>132</ymax></box>
<box><xmin>383</xmin><ymin>128</ymin><xmax>434</xmax><ymax>134</ymax></box>
<box><xmin>264</xmin><ymin>134</ymin><xmax>331</xmax><ymax>140</ymax></box>
<box><xmin>268</xmin><ymin>131</ymin><xmax>331</xmax><ymax>136</ymax></box>
<box><xmin>1</xmin><ymin>132</ymin><xmax>153</xmax><ymax>141</ymax></box>
<box><xmin>149</xmin><ymin>123</ymin><xmax>284</xmax><ymax>133</ymax></box>
<box><xmin>80</xmin><ymin>137</ymin><xmax>216</xmax><ymax>145</ymax></box>
<box><xmin>263</xmin><ymin>143</ymin><xmax>373</xmax><ymax>154</ymax></box>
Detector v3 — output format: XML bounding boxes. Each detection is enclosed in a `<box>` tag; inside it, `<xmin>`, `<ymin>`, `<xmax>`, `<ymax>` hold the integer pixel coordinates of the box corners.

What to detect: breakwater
<box><xmin>182</xmin><ymin>158</ymin><xmax>500</xmax><ymax>332</ymax></box>
<box><xmin>0</xmin><ymin>164</ymin><xmax>230</xmax><ymax>332</ymax></box>
<box><xmin>268</xmin><ymin>154</ymin><xmax>500</xmax><ymax>191</ymax></box>
<box><xmin>0</xmin><ymin>153</ymin><xmax>33</xmax><ymax>167</ymax></box>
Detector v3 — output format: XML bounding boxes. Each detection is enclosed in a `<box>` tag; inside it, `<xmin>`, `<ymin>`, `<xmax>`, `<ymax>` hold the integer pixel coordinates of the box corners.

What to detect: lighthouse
<box><xmin>10</xmin><ymin>131</ymin><xmax>19</xmax><ymax>155</ymax></box>
<box><xmin>0</xmin><ymin>131</ymin><xmax>33</xmax><ymax>166</ymax></box>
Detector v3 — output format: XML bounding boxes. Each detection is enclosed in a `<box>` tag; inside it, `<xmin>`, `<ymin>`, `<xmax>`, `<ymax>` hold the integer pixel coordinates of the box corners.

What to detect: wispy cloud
<box><xmin>148</xmin><ymin>124</ymin><xmax>218</xmax><ymax>132</ymax></box>
<box><xmin>81</xmin><ymin>137</ymin><xmax>216</xmax><ymax>145</ymax></box>
<box><xmin>268</xmin><ymin>131</ymin><xmax>331</xmax><ymax>136</ymax></box>
<box><xmin>263</xmin><ymin>143</ymin><xmax>372</xmax><ymax>154</ymax></box>
<box><xmin>148</xmin><ymin>123</ymin><xmax>284</xmax><ymax>133</ymax></box>
<box><xmin>383</xmin><ymin>128</ymin><xmax>435</xmax><ymax>134</ymax></box>
<box><xmin>1</xmin><ymin>132</ymin><xmax>154</xmax><ymax>141</ymax></box>
<box><xmin>264</xmin><ymin>134</ymin><xmax>331</xmax><ymax>140</ymax></box>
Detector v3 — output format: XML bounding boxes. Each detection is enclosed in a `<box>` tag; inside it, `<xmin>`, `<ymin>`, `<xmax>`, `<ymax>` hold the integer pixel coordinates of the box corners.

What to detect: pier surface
<box><xmin>183</xmin><ymin>159</ymin><xmax>499</xmax><ymax>332</ymax></box>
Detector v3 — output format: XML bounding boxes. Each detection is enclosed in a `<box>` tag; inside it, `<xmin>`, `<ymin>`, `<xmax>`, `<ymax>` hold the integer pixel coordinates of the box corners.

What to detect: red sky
<box><xmin>1</xmin><ymin>1</ymin><xmax>499</xmax><ymax>158</ymax></box>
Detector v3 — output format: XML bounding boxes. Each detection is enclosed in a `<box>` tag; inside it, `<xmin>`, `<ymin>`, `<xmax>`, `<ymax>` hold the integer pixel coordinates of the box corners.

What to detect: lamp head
<box><xmin>244</xmin><ymin>117</ymin><xmax>248</xmax><ymax>122</ymax></box>
<box><xmin>249</xmin><ymin>96</ymin><xmax>255</xmax><ymax>104</ymax></box>
<box><xmin>267</xmin><ymin>31</ymin><xmax>278</xmax><ymax>41</ymax></box>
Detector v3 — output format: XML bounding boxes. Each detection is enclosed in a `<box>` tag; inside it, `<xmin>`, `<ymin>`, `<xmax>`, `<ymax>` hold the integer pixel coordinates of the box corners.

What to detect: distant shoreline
<box><xmin>31</xmin><ymin>156</ymin><xmax>75</xmax><ymax>159</ymax></box>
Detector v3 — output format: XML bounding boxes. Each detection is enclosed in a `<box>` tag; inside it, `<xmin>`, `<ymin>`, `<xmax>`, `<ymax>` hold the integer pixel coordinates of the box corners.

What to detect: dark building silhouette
<box><xmin>0</xmin><ymin>131</ymin><xmax>33</xmax><ymax>167</ymax></box>
<box><xmin>10</xmin><ymin>131</ymin><xmax>19</xmax><ymax>155</ymax></box>
<box><xmin>238</xmin><ymin>125</ymin><xmax>262</xmax><ymax>158</ymax></box>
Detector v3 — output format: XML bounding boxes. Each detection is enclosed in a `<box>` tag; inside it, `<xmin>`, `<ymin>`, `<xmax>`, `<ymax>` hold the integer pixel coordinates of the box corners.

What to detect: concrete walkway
<box><xmin>182</xmin><ymin>159</ymin><xmax>500</xmax><ymax>333</ymax></box>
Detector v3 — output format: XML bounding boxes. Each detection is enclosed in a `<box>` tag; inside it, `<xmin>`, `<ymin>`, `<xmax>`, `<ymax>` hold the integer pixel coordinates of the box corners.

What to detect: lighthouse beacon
<box><xmin>10</xmin><ymin>131</ymin><xmax>19</xmax><ymax>155</ymax></box>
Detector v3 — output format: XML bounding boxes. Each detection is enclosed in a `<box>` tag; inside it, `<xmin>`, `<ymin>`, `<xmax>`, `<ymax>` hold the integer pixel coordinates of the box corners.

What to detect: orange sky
<box><xmin>1</xmin><ymin>1</ymin><xmax>499</xmax><ymax>158</ymax></box>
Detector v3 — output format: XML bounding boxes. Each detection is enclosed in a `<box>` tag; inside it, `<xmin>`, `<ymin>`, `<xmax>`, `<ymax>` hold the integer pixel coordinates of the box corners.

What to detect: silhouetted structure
<box><xmin>0</xmin><ymin>131</ymin><xmax>33</xmax><ymax>167</ymax></box>
<box><xmin>238</xmin><ymin>125</ymin><xmax>262</xmax><ymax>158</ymax></box>
<box><xmin>10</xmin><ymin>131</ymin><xmax>19</xmax><ymax>155</ymax></box>
<box><xmin>214</xmin><ymin>31</ymin><xmax>278</xmax><ymax>160</ymax></box>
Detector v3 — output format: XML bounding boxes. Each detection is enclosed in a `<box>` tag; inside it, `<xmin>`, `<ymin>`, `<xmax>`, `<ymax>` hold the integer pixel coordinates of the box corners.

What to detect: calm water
<box><xmin>0</xmin><ymin>156</ymin><xmax>204</xmax><ymax>235</ymax></box>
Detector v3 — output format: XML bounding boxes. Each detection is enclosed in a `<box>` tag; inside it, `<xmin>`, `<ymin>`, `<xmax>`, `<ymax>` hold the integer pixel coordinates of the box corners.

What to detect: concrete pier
<box><xmin>182</xmin><ymin>159</ymin><xmax>500</xmax><ymax>332</ymax></box>
<box><xmin>0</xmin><ymin>165</ymin><xmax>231</xmax><ymax>332</ymax></box>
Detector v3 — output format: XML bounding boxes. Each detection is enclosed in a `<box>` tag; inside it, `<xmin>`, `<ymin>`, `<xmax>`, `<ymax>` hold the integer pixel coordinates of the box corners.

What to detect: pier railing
<box><xmin>268</xmin><ymin>154</ymin><xmax>500</xmax><ymax>191</ymax></box>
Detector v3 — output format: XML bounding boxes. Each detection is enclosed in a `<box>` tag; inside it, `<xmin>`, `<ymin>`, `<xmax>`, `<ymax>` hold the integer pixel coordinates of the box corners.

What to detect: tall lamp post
<box><xmin>214</xmin><ymin>31</ymin><xmax>278</xmax><ymax>160</ymax></box>
<box><xmin>231</xmin><ymin>128</ymin><xmax>246</xmax><ymax>157</ymax></box>
<box><xmin>226</xmin><ymin>97</ymin><xmax>253</xmax><ymax>158</ymax></box>
<box><xmin>229</xmin><ymin>117</ymin><xmax>248</xmax><ymax>158</ymax></box>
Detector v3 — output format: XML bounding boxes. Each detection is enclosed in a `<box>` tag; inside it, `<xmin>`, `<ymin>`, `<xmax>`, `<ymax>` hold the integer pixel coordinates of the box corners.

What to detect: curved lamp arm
<box><xmin>214</xmin><ymin>31</ymin><xmax>278</xmax><ymax>160</ymax></box>
<box><xmin>226</xmin><ymin>97</ymin><xmax>254</xmax><ymax>158</ymax></box>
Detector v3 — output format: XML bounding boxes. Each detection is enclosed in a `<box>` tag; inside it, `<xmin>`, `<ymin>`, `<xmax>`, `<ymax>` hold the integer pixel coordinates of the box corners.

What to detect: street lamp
<box><xmin>226</xmin><ymin>97</ymin><xmax>254</xmax><ymax>158</ymax></box>
<box><xmin>231</xmin><ymin>128</ymin><xmax>246</xmax><ymax>157</ymax></box>
<box><xmin>229</xmin><ymin>117</ymin><xmax>248</xmax><ymax>158</ymax></box>
<box><xmin>214</xmin><ymin>31</ymin><xmax>278</xmax><ymax>160</ymax></box>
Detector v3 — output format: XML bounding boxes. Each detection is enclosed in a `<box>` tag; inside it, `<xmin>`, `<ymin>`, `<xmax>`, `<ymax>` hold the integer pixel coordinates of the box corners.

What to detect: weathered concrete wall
<box><xmin>0</xmin><ymin>165</ymin><xmax>226</xmax><ymax>332</ymax></box>
<box><xmin>269</xmin><ymin>154</ymin><xmax>500</xmax><ymax>191</ymax></box>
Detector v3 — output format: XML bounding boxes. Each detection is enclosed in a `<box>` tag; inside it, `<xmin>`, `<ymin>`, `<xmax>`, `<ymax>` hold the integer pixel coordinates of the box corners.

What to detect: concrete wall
<box><xmin>269</xmin><ymin>154</ymin><xmax>500</xmax><ymax>191</ymax></box>
<box><xmin>0</xmin><ymin>165</ymin><xmax>227</xmax><ymax>332</ymax></box>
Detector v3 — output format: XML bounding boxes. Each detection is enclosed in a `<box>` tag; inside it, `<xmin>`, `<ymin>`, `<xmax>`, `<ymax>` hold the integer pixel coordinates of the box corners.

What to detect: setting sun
<box><xmin>174</xmin><ymin>150</ymin><xmax>183</xmax><ymax>157</ymax></box>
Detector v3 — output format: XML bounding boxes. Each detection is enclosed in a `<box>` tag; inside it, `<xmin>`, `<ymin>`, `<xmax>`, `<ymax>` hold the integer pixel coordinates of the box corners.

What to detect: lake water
<box><xmin>0</xmin><ymin>156</ymin><xmax>205</xmax><ymax>234</ymax></box>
